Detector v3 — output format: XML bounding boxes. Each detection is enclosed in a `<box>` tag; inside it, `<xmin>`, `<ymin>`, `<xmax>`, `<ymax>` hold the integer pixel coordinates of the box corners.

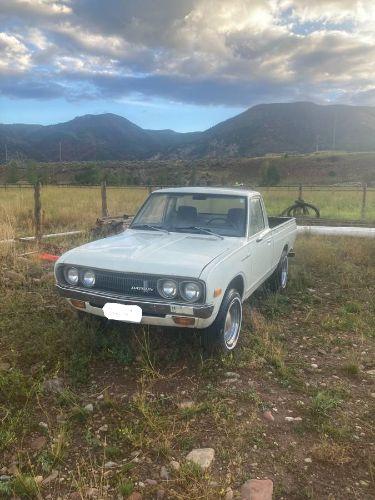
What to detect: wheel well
<box><xmin>228</xmin><ymin>275</ymin><xmax>244</xmax><ymax>299</ymax></box>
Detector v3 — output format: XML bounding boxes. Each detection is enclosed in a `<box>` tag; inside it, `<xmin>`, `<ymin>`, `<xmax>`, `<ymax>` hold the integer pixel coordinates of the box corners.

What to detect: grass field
<box><xmin>0</xmin><ymin>234</ymin><xmax>374</xmax><ymax>498</ymax></box>
<box><xmin>0</xmin><ymin>185</ymin><xmax>374</xmax><ymax>237</ymax></box>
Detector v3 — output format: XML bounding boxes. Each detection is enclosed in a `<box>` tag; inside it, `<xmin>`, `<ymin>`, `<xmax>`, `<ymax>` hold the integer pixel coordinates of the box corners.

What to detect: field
<box><xmin>0</xmin><ymin>234</ymin><xmax>374</xmax><ymax>499</ymax></box>
<box><xmin>0</xmin><ymin>185</ymin><xmax>374</xmax><ymax>238</ymax></box>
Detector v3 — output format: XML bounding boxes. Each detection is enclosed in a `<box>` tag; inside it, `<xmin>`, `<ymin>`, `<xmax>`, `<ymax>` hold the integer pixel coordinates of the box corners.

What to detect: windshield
<box><xmin>131</xmin><ymin>193</ymin><xmax>248</xmax><ymax>237</ymax></box>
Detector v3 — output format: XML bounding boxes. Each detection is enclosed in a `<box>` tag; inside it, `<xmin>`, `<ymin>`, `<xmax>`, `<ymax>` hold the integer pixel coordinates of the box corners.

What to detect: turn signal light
<box><xmin>214</xmin><ymin>288</ymin><xmax>222</xmax><ymax>298</ymax></box>
<box><xmin>70</xmin><ymin>299</ymin><xmax>86</xmax><ymax>309</ymax></box>
<box><xmin>172</xmin><ymin>316</ymin><xmax>195</xmax><ymax>326</ymax></box>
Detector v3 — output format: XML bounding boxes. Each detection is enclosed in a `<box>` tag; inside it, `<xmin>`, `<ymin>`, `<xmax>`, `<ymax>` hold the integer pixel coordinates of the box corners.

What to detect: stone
<box><xmin>86</xmin><ymin>487</ymin><xmax>99</xmax><ymax>498</ymax></box>
<box><xmin>263</xmin><ymin>410</ymin><xmax>274</xmax><ymax>422</ymax></box>
<box><xmin>30</xmin><ymin>435</ymin><xmax>47</xmax><ymax>451</ymax></box>
<box><xmin>0</xmin><ymin>475</ymin><xmax>11</xmax><ymax>482</ymax></box>
<box><xmin>98</xmin><ymin>424</ymin><xmax>108</xmax><ymax>432</ymax></box>
<box><xmin>170</xmin><ymin>460</ymin><xmax>180</xmax><ymax>471</ymax></box>
<box><xmin>5</xmin><ymin>270</ymin><xmax>24</xmax><ymax>283</ymax></box>
<box><xmin>160</xmin><ymin>466</ymin><xmax>169</xmax><ymax>480</ymax></box>
<box><xmin>8</xmin><ymin>464</ymin><xmax>19</xmax><ymax>475</ymax></box>
<box><xmin>311</xmin><ymin>363</ymin><xmax>318</xmax><ymax>369</ymax></box>
<box><xmin>43</xmin><ymin>377</ymin><xmax>64</xmax><ymax>394</ymax></box>
<box><xmin>104</xmin><ymin>461</ymin><xmax>117</xmax><ymax>468</ymax></box>
<box><xmin>240</xmin><ymin>479</ymin><xmax>273</xmax><ymax>500</ymax></box>
<box><xmin>145</xmin><ymin>479</ymin><xmax>157</xmax><ymax>486</ymax></box>
<box><xmin>225</xmin><ymin>372</ymin><xmax>240</xmax><ymax>378</ymax></box>
<box><xmin>43</xmin><ymin>470</ymin><xmax>58</xmax><ymax>485</ymax></box>
<box><xmin>224</xmin><ymin>487</ymin><xmax>234</xmax><ymax>500</ymax></box>
<box><xmin>304</xmin><ymin>457</ymin><xmax>312</xmax><ymax>463</ymax></box>
<box><xmin>0</xmin><ymin>362</ymin><xmax>10</xmax><ymax>371</ymax></box>
<box><xmin>128</xmin><ymin>493</ymin><xmax>142</xmax><ymax>500</ymax></box>
<box><xmin>366</xmin><ymin>369</ymin><xmax>375</xmax><ymax>376</ymax></box>
<box><xmin>84</xmin><ymin>403</ymin><xmax>94</xmax><ymax>412</ymax></box>
<box><xmin>186</xmin><ymin>448</ymin><xmax>215</xmax><ymax>470</ymax></box>
<box><xmin>35</xmin><ymin>475</ymin><xmax>43</xmax><ymax>484</ymax></box>
<box><xmin>285</xmin><ymin>416</ymin><xmax>295</xmax><ymax>422</ymax></box>
<box><xmin>178</xmin><ymin>401</ymin><xmax>194</xmax><ymax>409</ymax></box>
<box><xmin>39</xmin><ymin>421</ymin><xmax>48</xmax><ymax>429</ymax></box>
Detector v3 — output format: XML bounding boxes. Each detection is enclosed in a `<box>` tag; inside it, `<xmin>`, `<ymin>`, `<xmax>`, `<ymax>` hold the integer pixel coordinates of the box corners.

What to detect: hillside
<box><xmin>2</xmin><ymin>102</ymin><xmax>375</xmax><ymax>161</ymax></box>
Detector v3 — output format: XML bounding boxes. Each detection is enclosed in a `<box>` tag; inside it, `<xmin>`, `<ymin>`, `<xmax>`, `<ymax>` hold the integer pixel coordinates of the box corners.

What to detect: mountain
<box><xmin>2</xmin><ymin>102</ymin><xmax>375</xmax><ymax>162</ymax></box>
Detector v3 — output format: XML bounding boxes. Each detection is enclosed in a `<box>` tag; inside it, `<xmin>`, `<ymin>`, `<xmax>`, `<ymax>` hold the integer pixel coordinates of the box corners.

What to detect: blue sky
<box><xmin>1</xmin><ymin>0</ymin><xmax>374</xmax><ymax>131</ymax></box>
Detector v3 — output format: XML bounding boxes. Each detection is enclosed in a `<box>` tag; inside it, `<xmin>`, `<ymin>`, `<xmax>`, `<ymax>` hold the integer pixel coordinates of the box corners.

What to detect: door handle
<box><xmin>256</xmin><ymin>236</ymin><xmax>263</xmax><ymax>242</ymax></box>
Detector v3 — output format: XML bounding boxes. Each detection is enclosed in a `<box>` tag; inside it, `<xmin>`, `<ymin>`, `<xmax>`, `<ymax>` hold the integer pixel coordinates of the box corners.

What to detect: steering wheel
<box><xmin>206</xmin><ymin>216</ymin><xmax>236</xmax><ymax>228</ymax></box>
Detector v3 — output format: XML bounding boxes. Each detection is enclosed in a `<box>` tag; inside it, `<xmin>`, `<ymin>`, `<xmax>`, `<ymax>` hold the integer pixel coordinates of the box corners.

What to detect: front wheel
<box><xmin>202</xmin><ymin>289</ymin><xmax>243</xmax><ymax>354</ymax></box>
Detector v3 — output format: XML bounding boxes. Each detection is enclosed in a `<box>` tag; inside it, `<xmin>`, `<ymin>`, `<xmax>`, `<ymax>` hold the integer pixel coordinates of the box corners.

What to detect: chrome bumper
<box><xmin>55</xmin><ymin>284</ymin><xmax>214</xmax><ymax>319</ymax></box>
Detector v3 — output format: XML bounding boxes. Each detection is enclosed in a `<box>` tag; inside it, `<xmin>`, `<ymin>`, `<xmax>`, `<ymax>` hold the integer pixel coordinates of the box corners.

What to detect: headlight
<box><xmin>82</xmin><ymin>270</ymin><xmax>95</xmax><ymax>288</ymax></box>
<box><xmin>180</xmin><ymin>282</ymin><xmax>202</xmax><ymax>303</ymax></box>
<box><xmin>158</xmin><ymin>279</ymin><xmax>178</xmax><ymax>299</ymax></box>
<box><xmin>65</xmin><ymin>267</ymin><xmax>79</xmax><ymax>286</ymax></box>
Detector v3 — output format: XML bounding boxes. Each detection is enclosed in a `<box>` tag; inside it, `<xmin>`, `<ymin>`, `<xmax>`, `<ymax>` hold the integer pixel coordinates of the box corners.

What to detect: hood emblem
<box><xmin>131</xmin><ymin>280</ymin><xmax>154</xmax><ymax>293</ymax></box>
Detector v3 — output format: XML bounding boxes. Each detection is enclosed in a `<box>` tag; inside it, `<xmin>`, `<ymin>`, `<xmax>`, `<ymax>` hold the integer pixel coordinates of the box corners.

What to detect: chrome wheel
<box><xmin>280</xmin><ymin>254</ymin><xmax>288</xmax><ymax>288</ymax></box>
<box><xmin>223</xmin><ymin>297</ymin><xmax>242</xmax><ymax>350</ymax></box>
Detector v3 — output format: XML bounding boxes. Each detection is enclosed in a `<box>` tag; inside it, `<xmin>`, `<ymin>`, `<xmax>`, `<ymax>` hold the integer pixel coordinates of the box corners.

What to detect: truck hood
<box><xmin>57</xmin><ymin>229</ymin><xmax>240</xmax><ymax>278</ymax></box>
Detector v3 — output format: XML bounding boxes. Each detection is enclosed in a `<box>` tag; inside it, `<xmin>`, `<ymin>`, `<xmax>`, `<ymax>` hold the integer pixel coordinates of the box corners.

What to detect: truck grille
<box><xmin>94</xmin><ymin>271</ymin><xmax>159</xmax><ymax>299</ymax></box>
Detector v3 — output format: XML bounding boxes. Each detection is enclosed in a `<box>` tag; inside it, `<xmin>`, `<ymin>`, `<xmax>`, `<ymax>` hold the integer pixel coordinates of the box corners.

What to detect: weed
<box><xmin>118</xmin><ymin>479</ymin><xmax>134</xmax><ymax>496</ymax></box>
<box><xmin>12</xmin><ymin>474</ymin><xmax>40</xmax><ymax>498</ymax></box>
<box><xmin>310</xmin><ymin>390</ymin><xmax>343</xmax><ymax>422</ymax></box>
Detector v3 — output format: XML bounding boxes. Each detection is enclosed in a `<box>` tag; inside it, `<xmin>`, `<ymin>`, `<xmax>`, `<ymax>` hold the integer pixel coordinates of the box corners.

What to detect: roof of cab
<box><xmin>154</xmin><ymin>186</ymin><xmax>259</xmax><ymax>197</ymax></box>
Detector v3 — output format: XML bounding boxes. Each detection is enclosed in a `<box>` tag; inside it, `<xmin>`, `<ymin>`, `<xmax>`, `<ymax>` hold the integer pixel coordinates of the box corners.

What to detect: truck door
<box><xmin>248</xmin><ymin>196</ymin><xmax>273</xmax><ymax>286</ymax></box>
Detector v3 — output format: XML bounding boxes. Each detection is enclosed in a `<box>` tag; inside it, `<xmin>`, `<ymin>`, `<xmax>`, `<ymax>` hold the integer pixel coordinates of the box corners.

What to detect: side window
<box><xmin>249</xmin><ymin>198</ymin><xmax>265</xmax><ymax>236</ymax></box>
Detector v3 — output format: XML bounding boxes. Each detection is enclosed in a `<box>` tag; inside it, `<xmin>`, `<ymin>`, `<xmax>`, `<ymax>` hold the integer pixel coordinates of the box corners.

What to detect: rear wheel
<box><xmin>268</xmin><ymin>250</ymin><xmax>289</xmax><ymax>292</ymax></box>
<box><xmin>202</xmin><ymin>289</ymin><xmax>243</xmax><ymax>354</ymax></box>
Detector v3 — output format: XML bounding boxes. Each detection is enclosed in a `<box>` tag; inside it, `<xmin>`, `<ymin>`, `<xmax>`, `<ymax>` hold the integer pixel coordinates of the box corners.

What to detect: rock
<box><xmin>30</xmin><ymin>435</ymin><xmax>47</xmax><ymax>451</ymax></box>
<box><xmin>84</xmin><ymin>403</ymin><xmax>94</xmax><ymax>412</ymax></box>
<box><xmin>304</xmin><ymin>457</ymin><xmax>312</xmax><ymax>463</ymax></box>
<box><xmin>86</xmin><ymin>487</ymin><xmax>99</xmax><ymax>498</ymax></box>
<box><xmin>370</xmin><ymin>393</ymin><xmax>375</xmax><ymax>398</ymax></box>
<box><xmin>178</xmin><ymin>401</ymin><xmax>194</xmax><ymax>409</ymax></box>
<box><xmin>43</xmin><ymin>377</ymin><xmax>64</xmax><ymax>394</ymax></box>
<box><xmin>145</xmin><ymin>479</ymin><xmax>157</xmax><ymax>486</ymax></box>
<box><xmin>156</xmin><ymin>490</ymin><xmax>165</xmax><ymax>499</ymax></box>
<box><xmin>98</xmin><ymin>424</ymin><xmax>108</xmax><ymax>432</ymax></box>
<box><xmin>186</xmin><ymin>448</ymin><xmax>215</xmax><ymax>470</ymax></box>
<box><xmin>7</xmin><ymin>463</ymin><xmax>19</xmax><ymax>475</ymax></box>
<box><xmin>263</xmin><ymin>410</ymin><xmax>274</xmax><ymax>422</ymax></box>
<box><xmin>0</xmin><ymin>475</ymin><xmax>11</xmax><ymax>482</ymax></box>
<box><xmin>240</xmin><ymin>479</ymin><xmax>273</xmax><ymax>500</ymax></box>
<box><xmin>39</xmin><ymin>421</ymin><xmax>48</xmax><ymax>430</ymax></box>
<box><xmin>104</xmin><ymin>461</ymin><xmax>117</xmax><ymax>468</ymax></box>
<box><xmin>43</xmin><ymin>470</ymin><xmax>58</xmax><ymax>485</ymax></box>
<box><xmin>128</xmin><ymin>493</ymin><xmax>142</xmax><ymax>500</ymax></box>
<box><xmin>170</xmin><ymin>460</ymin><xmax>180</xmax><ymax>471</ymax></box>
<box><xmin>366</xmin><ymin>369</ymin><xmax>375</xmax><ymax>376</ymax></box>
<box><xmin>225</xmin><ymin>487</ymin><xmax>234</xmax><ymax>500</ymax></box>
<box><xmin>160</xmin><ymin>466</ymin><xmax>169</xmax><ymax>480</ymax></box>
<box><xmin>0</xmin><ymin>362</ymin><xmax>10</xmax><ymax>371</ymax></box>
<box><xmin>225</xmin><ymin>372</ymin><xmax>240</xmax><ymax>378</ymax></box>
<box><xmin>285</xmin><ymin>416</ymin><xmax>295</xmax><ymax>422</ymax></box>
<box><xmin>311</xmin><ymin>364</ymin><xmax>318</xmax><ymax>369</ymax></box>
<box><xmin>35</xmin><ymin>475</ymin><xmax>43</xmax><ymax>484</ymax></box>
<box><xmin>293</xmin><ymin>417</ymin><xmax>303</xmax><ymax>422</ymax></box>
<box><xmin>97</xmin><ymin>394</ymin><xmax>104</xmax><ymax>400</ymax></box>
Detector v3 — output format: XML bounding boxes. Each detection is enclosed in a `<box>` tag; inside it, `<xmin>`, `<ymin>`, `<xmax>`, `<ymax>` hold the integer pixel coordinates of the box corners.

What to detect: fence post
<box><xmin>101</xmin><ymin>180</ymin><xmax>108</xmax><ymax>217</ymax></box>
<box><xmin>360</xmin><ymin>183</ymin><xmax>367</xmax><ymax>221</ymax></box>
<box><xmin>34</xmin><ymin>181</ymin><xmax>42</xmax><ymax>243</ymax></box>
<box><xmin>298</xmin><ymin>183</ymin><xmax>303</xmax><ymax>200</ymax></box>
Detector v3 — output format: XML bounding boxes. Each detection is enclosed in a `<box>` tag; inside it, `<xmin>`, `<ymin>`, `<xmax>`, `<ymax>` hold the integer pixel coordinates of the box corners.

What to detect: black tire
<box><xmin>268</xmin><ymin>250</ymin><xmax>289</xmax><ymax>292</ymax></box>
<box><xmin>202</xmin><ymin>289</ymin><xmax>242</xmax><ymax>354</ymax></box>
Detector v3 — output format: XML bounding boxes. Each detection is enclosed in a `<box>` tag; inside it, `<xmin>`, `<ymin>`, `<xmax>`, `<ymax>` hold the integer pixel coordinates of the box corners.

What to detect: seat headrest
<box><xmin>177</xmin><ymin>205</ymin><xmax>198</xmax><ymax>220</ymax></box>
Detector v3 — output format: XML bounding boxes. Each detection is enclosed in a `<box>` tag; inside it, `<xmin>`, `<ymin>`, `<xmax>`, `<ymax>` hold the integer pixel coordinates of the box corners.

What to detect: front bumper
<box><xmin>56</xmin><ymin>284</ymin><xmax>214</xmax><ymax>328</ymax></box>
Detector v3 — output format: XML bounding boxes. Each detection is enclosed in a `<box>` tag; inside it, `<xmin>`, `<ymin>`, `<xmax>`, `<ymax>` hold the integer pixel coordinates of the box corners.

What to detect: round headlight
<box><xmin>82</xmin><ymin>270</ymin><xmax>95</xmax><ymax>288</ymax></box>
<box><xmin>158</xmin><ymin>279</ymin><xmax>178</xmax><ymax>299</ymax></box>
<box><xmin>180</xmin><ymin>282</ymin><xmax>202</xmax><ymax>303</ymax></box>
<box><xmin>65</xmin><ymin>267</ymin><xmax>79</xmax><ymax>286</ymax></box>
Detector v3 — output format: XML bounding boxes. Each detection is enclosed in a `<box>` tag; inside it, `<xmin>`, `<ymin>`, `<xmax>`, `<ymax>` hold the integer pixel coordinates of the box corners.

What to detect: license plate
<box><xmin>103</xmin><ymin>303</ymin><xmax>142</xmax><ymax>323</ymax></box>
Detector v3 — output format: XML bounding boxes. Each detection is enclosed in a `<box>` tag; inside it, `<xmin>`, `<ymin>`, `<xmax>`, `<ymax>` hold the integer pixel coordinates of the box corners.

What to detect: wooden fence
<box><xmin>0</xmin><ymin>182</ymin><xmax>373</xmax><ymax>241</ymax></box>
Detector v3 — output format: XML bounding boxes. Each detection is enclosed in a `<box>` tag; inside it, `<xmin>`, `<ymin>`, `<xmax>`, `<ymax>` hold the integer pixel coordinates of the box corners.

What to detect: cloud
<box><xmin>0</xmin><ymin>0</ymin><xmax>375</xmax><ymax>107</ymax></box>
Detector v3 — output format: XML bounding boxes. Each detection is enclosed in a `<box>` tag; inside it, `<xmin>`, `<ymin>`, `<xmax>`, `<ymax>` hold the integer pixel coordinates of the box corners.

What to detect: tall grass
<box><xmin>0</xmin><ymin>185</ymin><xmax>373</xmax><ymax>237</ymax></box>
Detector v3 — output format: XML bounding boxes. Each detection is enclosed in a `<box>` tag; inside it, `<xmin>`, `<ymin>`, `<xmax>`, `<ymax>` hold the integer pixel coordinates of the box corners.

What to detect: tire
<box><xmin>202</xmin><ymin>289</ymin><xmax>242</xmax><ymax>354</ymax></box>
<box><xmin>268</xmin><ymin>250</ymin><xmax>289</xmax><ymax>292</ymax></box>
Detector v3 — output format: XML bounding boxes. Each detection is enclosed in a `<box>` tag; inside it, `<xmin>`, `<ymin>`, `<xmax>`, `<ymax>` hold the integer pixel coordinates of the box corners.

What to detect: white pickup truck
<box><xmin>55</xmin><ymin>187</ymin><xmax>297</xmax><ymax>352</ymax></box>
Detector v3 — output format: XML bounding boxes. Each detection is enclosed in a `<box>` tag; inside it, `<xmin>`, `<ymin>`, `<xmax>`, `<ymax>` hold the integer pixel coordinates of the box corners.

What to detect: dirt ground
<box><xmin>0</xmin><ymin>234</ymin><xmax>374</xmax><ymax>499</ymax></box>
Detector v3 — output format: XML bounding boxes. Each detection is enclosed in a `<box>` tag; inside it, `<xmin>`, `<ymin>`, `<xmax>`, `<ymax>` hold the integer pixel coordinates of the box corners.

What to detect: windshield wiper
<box><xmin>132</xmin><ymin>223</ymin><xmax>169</xmax><ymax>234</ymax></box>
<box><xmin>173</xmin><ymin>226</ymin><xmax>224</xmax><ymax>239</ymax></box>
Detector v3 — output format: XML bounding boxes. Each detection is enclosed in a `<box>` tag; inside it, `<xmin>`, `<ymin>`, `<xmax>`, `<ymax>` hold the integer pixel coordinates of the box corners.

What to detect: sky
<box><xmin>1</xmin><ymin>0</ymin><xmax>375</xmax><ymax>132</ymax></box>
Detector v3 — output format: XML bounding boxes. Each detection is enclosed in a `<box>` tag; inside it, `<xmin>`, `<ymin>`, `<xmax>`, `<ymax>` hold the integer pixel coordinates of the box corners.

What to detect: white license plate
<box><xmin>102</xmin><ymin>303</ymin><xmax>142</xmax><ymax>323</ymax></box>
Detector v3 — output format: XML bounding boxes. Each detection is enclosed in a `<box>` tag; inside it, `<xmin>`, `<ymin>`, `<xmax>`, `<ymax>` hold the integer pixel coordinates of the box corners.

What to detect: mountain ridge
<box><xmin>2</xmin><ymin>102</ymin><xmax>375</xmax><ymax>162</ymax></box>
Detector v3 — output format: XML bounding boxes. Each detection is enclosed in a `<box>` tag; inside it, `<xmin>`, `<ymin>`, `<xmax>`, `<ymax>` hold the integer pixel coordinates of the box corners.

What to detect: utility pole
<box><xmin>332</xmin><ymin>112</ymin><xmax>337</xmax><ymax>151</ymax></box>
<box><xmin>59</xmin><ymin>141</ymin><xmax>62</xmax><ymax>162</ymax></box>
<box><xmin>5</xmin><ymin>144</ymin><xmax>8</xmax><ymax>162</ymax></box>
<box><xmin>315</xmin><ymin>135</ymin><xmax>320</xmax><ymax>152</ymax></box>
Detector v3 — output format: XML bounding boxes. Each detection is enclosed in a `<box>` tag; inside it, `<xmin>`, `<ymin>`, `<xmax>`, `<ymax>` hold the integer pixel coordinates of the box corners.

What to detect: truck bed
<box><xmin>268</xmin><ymin>216</ymin><xmax>295</xmax><ymax>229</ymax></box>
